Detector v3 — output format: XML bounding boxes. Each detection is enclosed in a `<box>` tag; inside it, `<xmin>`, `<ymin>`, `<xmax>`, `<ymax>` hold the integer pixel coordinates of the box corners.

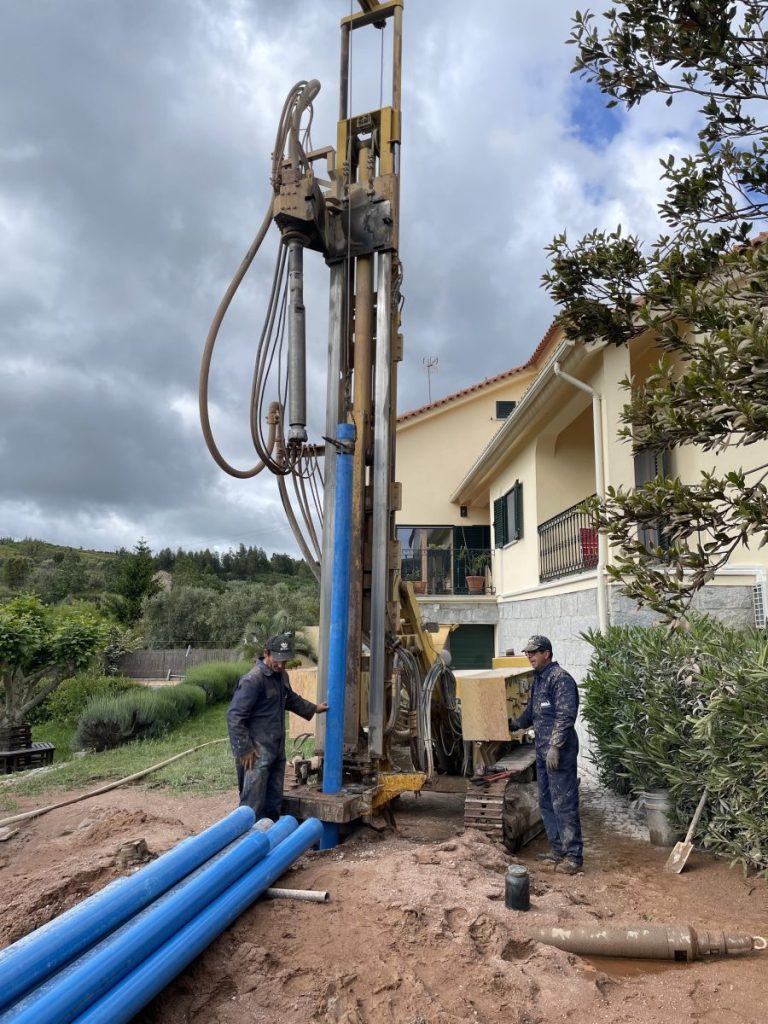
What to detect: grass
<box><xmin>10</xmin><ymin>704</ymin><xmax>233</xmax><ymax>798</ymax></box>
<box><xmin>6</xmin><ymin>710</ymin><xmax>316</xmax><ymax>805</ymax></box>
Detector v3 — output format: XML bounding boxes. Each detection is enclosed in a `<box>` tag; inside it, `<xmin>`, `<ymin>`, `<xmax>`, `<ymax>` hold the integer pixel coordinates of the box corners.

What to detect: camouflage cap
<box><xmin>522</xmin><ymin>634</ymin><xmax>552</xmax><ymax>653</ymax></box>
<box><xmin>266</xmin><ymin>633</ymin><xmax>293</xmax><ymax>662</ymax></box>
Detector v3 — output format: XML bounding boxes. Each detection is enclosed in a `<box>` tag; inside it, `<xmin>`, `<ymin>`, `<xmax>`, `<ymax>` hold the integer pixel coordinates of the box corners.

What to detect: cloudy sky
<box><xmin>0</xmin><ymin>1</ymin><xmax>701</xmax><ymax>557</ymax></box>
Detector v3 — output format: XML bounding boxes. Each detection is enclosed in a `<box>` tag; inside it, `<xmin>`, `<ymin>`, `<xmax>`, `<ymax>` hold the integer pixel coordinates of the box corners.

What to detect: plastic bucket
<box><xmin>641</xmin><ymin>790</ymin><xmax>683</xmax><ymax>847</ymax></box>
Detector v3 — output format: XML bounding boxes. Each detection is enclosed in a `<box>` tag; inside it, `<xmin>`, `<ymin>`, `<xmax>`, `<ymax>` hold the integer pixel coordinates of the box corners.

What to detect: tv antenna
<box><xmin>423</xmin><ymin>356</ymin><xmax>438</xmax><ymax>403</ymax></box>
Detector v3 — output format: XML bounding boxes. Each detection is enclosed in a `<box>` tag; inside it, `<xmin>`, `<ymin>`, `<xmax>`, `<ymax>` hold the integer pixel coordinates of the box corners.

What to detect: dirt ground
<box><xmin>0</xmin><ymin>779</ymin><xmax>766</xmax><ymax>1024</ymax></box>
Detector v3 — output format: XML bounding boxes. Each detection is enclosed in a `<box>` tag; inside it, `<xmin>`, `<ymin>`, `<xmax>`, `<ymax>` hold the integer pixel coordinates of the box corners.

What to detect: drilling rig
<box><xmin>200</xmin><ymin>0</ymin><xmax>541</xmax><ymax>851</ymax></box>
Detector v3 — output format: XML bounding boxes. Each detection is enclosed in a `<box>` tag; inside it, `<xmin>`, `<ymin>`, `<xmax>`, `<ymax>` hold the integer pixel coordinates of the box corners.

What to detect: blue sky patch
<box><xmin>567</xmin><ymin>78</ymin><xmax>624</xmax><ymax>148</ymax></box>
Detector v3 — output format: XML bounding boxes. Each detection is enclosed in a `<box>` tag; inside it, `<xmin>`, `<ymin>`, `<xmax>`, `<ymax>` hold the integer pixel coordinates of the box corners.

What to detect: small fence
<box><xmin>538</xmin><ymin>499</ymin><xmax>598</xmax><ymax>582</ymax></box>
<box><xmin>118</xmin><ymin>648</ymin><xmax>241</xmax><ymax>679</ymax></box>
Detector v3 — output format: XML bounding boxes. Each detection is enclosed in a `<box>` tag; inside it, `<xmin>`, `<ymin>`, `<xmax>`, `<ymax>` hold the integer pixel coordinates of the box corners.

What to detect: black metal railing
<box><xmin>400</xmin><ymin>546</ymin><xmax>492</xmax><ymax>596</ymax></box>
<box><xmin>538</xmin><ymin>498</ymin><xmax>598</xmax><ymax>582</ymax></box>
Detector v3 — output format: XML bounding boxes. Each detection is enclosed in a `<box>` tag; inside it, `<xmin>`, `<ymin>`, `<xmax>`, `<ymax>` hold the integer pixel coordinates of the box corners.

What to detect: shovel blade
<box><xmin>664</xmin><ymin>840</ymin><xmax>693</xmax><ymax>874</ymax></box>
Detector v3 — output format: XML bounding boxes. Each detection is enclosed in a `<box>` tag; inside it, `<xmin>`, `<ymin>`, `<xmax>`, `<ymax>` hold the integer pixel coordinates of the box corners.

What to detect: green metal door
<box><xmin>449</xmin><ymin>624</ymin><xmax>495</xmax><ymax>669</ymax></box>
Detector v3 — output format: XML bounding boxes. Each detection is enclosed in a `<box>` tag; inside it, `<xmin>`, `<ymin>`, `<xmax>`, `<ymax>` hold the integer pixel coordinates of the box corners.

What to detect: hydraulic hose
<box><xmin>0</xmin><ymin>806</ymin><xmax>255</xmax><ymax>1014</ymax></box>
<box><xmin>198</xmin><ymin>203</ymin><xmax>277</xmax><ymax>479</ymax></box>
<box><xmin>2</xmin><ymin>817</ymin><xmax>299</xmax><ymax>1024</ymax></box>
<box><xmin>71</xmin><ymin>818</ymin><xmax>324</xmax><ymax>1024</ymax></box>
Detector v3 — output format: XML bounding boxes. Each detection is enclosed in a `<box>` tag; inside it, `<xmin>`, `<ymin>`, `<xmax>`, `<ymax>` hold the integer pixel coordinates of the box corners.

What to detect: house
<box><xmin>396</xmin><ymin>323</ymin><xmax>768</xmax><ymax>686</ymax></box>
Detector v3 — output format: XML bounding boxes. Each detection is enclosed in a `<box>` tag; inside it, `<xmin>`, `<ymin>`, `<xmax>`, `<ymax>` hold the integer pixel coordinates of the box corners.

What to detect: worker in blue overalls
<box><xmin>509</xmin><ymin>634</ymin><xmax>584</xmax><ymax>874</ymax></box>
<box><xmin>227</xmin><ymin>633</ymin><xmax>328</xmax><ymax>820</ymax></box>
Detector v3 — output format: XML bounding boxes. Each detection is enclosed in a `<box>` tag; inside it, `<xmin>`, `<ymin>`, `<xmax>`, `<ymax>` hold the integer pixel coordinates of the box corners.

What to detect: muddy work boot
<box><xmin>536</xmin><ymin>851</ymin><xmax>563</xmax><ymax>864</ymax></box>
<box><xmin>554</xmin><ymin>859</ymin><xmax>583</xmax><ymax>876</ymax></box>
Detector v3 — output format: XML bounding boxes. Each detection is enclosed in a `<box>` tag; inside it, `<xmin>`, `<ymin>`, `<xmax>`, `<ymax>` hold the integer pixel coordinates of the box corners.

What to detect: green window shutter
<box><xmin>495</xmin><ymin>400</ymin><xmax>517</xmax><ymax>419</ymax></box>
<box><xmin>493</xmin><ymin>497</ymin><xmax>508</xmax><ymax>547</ymax></box>
<box><xmin>512</xmin><ymin>481</ymin><xmax>523</xmax><ymax>540</ymax></box>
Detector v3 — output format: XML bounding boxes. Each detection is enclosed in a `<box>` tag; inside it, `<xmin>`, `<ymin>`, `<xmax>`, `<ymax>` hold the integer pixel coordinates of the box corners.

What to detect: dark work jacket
<box><xmin>226</xmin><ymin>659</ymin><xmax>316</xmax><ymax>762</ymax></box>
<box><xmin>515</xmin><ymin>660</ymin><xmax>579</xmax><ymax>754</ymax></box>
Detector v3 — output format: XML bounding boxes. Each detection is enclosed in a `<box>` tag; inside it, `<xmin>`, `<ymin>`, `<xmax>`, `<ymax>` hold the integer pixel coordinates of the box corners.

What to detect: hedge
<box><xmin>582</xmin><ymin>617</ymin><xmax>768</xmax><ymax>876</ymax></box>
<box><xmin>72</xmin><ymin>661</ymin><xmax>250</xmax><ymax>752</ymax></box>
<box><xmin>183</xmin><ymin>661</ymin><xmax>251</xmax><ymax>704</ymax></box>
<box><xmin>29</xmin><ymin>672</ymin><xmax>142</xmax><ymax>725</ymax></box>
<box><xmin>75</xmin><ymin>689</ymin><xmax>189</xmax><ymax>751</ymax></box>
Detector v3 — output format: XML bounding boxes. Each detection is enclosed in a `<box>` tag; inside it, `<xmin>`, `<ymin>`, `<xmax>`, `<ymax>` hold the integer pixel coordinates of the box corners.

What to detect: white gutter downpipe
<box><xmin>553</xmin><ymin>361</ymin><xmax>609</xmax><ymax>633</ymax></box>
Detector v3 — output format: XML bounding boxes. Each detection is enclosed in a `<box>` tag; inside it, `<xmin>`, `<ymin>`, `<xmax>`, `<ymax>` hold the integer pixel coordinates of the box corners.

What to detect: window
<box><xmin>634</xmin><ymin>450</ymin><xmax>671</xmax><ymax>551</ymax></box>
<box><xmin>494</xmin><ymin>481</ymin><xmax>523</xmax><ymax>547</ymax></box>
<box><xmin>495</xmin><ymin>400</ymin><xmax>517</xmax><ymax>420</ymax></box>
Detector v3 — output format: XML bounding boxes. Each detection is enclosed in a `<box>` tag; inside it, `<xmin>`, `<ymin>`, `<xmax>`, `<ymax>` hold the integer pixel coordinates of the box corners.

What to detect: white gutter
<box><xmin>449</xmin><ymin>338</ymin><xmax>578</xmax><ymax>504</ymax></box>
<box><xmin>553</xmin><ymin>361</ymin><xmax>609</xmax><ymax>633</ymax></box>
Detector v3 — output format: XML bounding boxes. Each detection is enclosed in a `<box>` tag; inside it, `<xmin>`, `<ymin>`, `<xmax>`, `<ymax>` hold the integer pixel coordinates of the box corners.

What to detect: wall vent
<box><xmin>753</xmin><ymin>583</ymin><xmax>766</xmax><ymax>629</ymax></box>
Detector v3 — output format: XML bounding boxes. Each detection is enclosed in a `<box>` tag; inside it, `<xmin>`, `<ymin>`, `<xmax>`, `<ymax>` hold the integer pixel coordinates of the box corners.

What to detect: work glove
<box><xmin>545</xmin><ymin>745</ymin><xmax>560</xmax><ymax>771</ymax></box>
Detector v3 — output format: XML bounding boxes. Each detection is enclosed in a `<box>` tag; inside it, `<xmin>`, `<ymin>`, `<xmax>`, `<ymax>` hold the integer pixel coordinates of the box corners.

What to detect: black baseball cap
<box><xmin>266</xmin><ymin>633</ymin><xmax>293</xmax><ymax>662</ymax></box>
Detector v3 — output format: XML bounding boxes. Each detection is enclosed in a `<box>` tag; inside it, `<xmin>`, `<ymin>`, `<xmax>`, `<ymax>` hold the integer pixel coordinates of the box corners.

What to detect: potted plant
<box><xmin>402</xmin><ymin>570</ymin><xmax>425</xmax><ymax>595</ymax></box>
<box><xmin>465</xmin><ymin>551</ymin><xmax>490</xmax><ymax>595</ymax></box>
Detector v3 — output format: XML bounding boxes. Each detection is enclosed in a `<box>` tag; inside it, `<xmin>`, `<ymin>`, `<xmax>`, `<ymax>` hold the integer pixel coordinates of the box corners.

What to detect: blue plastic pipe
<box><xmin>0</xmin><ymin>805</ymin><xmax>255</xmax><ymax>1013</ymax></box>
<box><xmin>321</xmin><ymin>422</ymin><xmax>355</xmax><ymax>848</ymax></box>
<box><xmin>71</xmin><ymin>817</ymin><xmax>324</xmax><ymax>1024</ymax></box>
<box><xmin>1</xmin><ymin>816</ymin><xmax>298</xmax><ymax>1024</ymax></box>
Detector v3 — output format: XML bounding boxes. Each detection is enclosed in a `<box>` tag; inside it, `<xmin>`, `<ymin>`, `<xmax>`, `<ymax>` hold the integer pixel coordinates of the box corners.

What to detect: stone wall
<box><xmin>417</xmin><ymin>597</ymin><xmax>498</xmax><ymax>626</ymax></box>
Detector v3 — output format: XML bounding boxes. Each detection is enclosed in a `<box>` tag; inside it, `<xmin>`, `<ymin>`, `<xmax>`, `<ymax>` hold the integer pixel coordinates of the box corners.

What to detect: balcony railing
<box><xmin>538</xmin><ymin>498</ymin><xmax>598</xmax><ymax>583</ymax></box>
<box><xmin>400</xmin><ymin>546</ymin><xmax>492</xmax><ymax>596</ymax></box>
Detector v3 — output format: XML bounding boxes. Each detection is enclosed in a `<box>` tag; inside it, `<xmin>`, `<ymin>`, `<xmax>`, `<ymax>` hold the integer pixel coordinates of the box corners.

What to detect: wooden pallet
<box><xmin>0</xmin><ymin>742</ymin><xmax>55</xmax><ymax>774</ymax></box>
<box><xmin>0</xmin><ymin>725</ymin><xmax>32</xmax><ymax>751</ymax></box>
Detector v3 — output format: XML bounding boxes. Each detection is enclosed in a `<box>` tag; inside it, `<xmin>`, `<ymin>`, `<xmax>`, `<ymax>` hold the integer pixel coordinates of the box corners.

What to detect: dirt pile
<box><xmin>0</xmin><ymin>786</ymin><xmax>765</xmax><ymax>1023</ymax></box>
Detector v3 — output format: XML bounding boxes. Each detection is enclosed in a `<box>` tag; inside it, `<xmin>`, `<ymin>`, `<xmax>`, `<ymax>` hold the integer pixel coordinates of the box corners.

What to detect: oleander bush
<box><xmin>582</xmin><ymin>617</ymin><xmax>768</xmax><ymax>875</ymax></box>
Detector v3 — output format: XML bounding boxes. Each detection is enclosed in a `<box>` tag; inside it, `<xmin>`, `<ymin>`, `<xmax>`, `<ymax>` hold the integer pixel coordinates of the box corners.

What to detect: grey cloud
<box><xmin>0</xmin><ymin>1</ymin><xmax>691</xmax><ymax>554</ymax></box>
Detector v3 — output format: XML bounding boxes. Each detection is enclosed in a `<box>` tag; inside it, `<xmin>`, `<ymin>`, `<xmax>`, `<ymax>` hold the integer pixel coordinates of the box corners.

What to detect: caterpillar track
<box><xmin>463</xmin><ymin>745</ymin><xmax>544</xmax><ymax>853</ymax></box>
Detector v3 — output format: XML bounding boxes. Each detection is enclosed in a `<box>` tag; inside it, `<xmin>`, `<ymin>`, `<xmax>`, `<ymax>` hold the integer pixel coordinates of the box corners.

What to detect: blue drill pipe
<box><xmin>1</xmin><ymin>816</ymin><xmax>298</xmax><ymax>1024</ymax></box>
<box><xmin>71</xmin><ymin>817</ymin><xmax>324</xmax><ymax>1024</ymax></box>
<box><xmin>0</xmin><ymin>805</ymin><xmax>255</xmax><ymax>1013</ymax></box>
<box><xmin>321</xmin><ymin>421</ymin><xmax>355</xmax><ymax>849</ymax></box>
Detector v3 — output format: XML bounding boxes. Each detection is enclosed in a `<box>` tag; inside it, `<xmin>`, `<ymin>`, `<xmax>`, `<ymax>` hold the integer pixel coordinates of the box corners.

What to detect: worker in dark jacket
<box><xmin>227</xmin><ymin>633</ymin><xmax>328</xmax><ymax>820</ymax></box>
<box><xmin>509</xmin><ymin>635</ymin><xmax>583</xmax><ymax>874</ymax></box>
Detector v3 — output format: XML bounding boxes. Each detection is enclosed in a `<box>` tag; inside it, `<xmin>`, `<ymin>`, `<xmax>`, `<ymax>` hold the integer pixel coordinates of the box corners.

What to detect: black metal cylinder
<box><xmin>505</xmin><ymin>864</ymin><xmax>530</xmax><ymax>911</ymax></box>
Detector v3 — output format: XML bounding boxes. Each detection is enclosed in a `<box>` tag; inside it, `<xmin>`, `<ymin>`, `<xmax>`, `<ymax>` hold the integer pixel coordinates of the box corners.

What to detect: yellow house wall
<box><xmin>630</xmin><ymin>335</ymin><xmax>768</xmax><ymax>576</ymax></box>
<box><xmin>490</xmin><ymin>444</ymin><xmax>539</xmax><ymax>595</ymax></box>
<box><xmin>536</xmin><ymin>405</ymin><xmax>595</xmax><ymax>523</ymax></box>
<box><xmin>396</xmin><ymin>373</ymin><xmax>534</xmax><ymax>526</ymax></box>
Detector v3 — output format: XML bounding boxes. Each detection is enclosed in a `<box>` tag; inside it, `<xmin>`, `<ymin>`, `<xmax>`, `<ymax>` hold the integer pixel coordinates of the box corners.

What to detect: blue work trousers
<box><xmin>236</xmin><ymin>751</ymin><xmax>286</xmax><ymax>821</ymax></box>
<box><xmin>536</xmin><ymin>750</ymin><xmax>583</xmax><ymax>865</ymax></box>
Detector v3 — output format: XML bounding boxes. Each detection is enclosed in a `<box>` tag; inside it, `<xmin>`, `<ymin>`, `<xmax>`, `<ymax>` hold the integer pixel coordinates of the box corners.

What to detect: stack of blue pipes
<box><xmin>0</xmin><ymin>806</ymin><xmax>322</xmax><ymax>1024</ymax></box>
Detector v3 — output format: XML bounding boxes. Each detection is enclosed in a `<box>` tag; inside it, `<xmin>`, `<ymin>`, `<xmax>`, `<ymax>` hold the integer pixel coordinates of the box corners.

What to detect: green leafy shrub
<box><xmin>183</xmin><ymin>661</ymin><xmax>250</xmax><ymax>704</ymax></box>
<box><xmin>582</xmin><ymin>617</ymin><xmax>768</xmax><ymax>875</ymax></box>
<box><xmin>29</xmin><ymin>672</ymin><xmax>141</xmax><ymax>724</ymax></box>
<box><xmin>163</xmin><ymin>683</ymin><xmax>207</xmax><ymax>718</ymax></box>
<box><xmin>75</xmin><ymin>690</ymin><xmax>185</xmax><ymax>751</ymax></box>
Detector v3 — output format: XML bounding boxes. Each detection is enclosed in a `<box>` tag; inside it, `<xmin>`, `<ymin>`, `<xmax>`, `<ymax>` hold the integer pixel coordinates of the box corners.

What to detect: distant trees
<box><xmin>112</xmin><ymin>540</ymin><xmax>160</xmax><ymax>625</ymax></box>
<box><xmin>141</xmin><ymin>580</ymin><xmax>320</xmax><ymax>650</ymax></box>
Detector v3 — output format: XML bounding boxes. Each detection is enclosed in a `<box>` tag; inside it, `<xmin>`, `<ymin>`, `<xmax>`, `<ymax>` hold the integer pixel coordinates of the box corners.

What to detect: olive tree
<box><xmin>0</xmin><ymin>596</ymin><xmax>106</xmax><ymax>727</ymax></box>
<box><xmin>544</xmin><ymin>1</ymin><xmax>768</xmax><ymax>620</ymax></box>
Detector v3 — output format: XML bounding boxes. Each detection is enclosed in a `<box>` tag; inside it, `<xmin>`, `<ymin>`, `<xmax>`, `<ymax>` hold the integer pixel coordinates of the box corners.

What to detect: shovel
<box><xmin>664</xmin><ymin>789</ymin><xmax>707</xmax><ymax>874</ymax></box>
